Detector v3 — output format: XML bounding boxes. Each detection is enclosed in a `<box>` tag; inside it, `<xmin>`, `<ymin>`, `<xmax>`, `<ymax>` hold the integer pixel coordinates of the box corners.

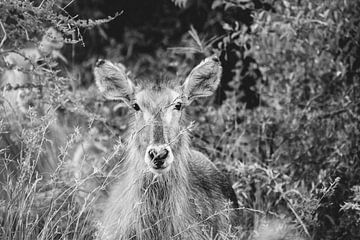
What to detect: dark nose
<box><xmin>148</xmin><ymin>148</ymin><xmax>169</xmax><ymax>168</ymax></box>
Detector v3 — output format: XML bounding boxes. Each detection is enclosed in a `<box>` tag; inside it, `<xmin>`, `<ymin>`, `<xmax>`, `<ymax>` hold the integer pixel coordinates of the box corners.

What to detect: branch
<box><xmin>316</xmin><ymin>102</ymin><xmax>360</xmax><ymax>120</ymax></box>
<box><xmin>0</xmin><ymin>20</ymin><xmax>7</xmax><ymax>48</ymax></box>
<box><xmin>284</xmin><ymin>197</ymin><xmax>311</xmax><ymax>239</ymax></box>
<box><xmin>1</xmin><ymin>83</ymin><xmax>43</xmax><ymax>92</ymax></box>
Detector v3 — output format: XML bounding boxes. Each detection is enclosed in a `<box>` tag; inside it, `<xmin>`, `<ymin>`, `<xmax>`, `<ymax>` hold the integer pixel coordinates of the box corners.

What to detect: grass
<box><xmin>0</xmin><ymin>101</ymin><xmax>308</xmax><ymax>240</ymax></box>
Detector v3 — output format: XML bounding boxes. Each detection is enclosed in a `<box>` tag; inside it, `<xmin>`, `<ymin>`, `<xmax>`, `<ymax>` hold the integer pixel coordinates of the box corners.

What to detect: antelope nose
<box><xmin>148</xmin><ymin>148</ymin><xmax>169</xmax><ymax>168</ymax></box>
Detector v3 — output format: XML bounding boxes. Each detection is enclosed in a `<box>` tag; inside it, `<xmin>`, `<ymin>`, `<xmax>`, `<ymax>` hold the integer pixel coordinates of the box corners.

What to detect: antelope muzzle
<box><xmin>145</xmin><ymin>144</ymin><xmax>174</xmax><ymax>174</ymax></box>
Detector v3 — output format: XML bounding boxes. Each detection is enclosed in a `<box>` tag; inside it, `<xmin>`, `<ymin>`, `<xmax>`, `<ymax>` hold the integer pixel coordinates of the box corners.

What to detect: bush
<box><xmin>0</xmin><ymin>0</ymin><xmax>359</xmax><ymax>239</ymax></box>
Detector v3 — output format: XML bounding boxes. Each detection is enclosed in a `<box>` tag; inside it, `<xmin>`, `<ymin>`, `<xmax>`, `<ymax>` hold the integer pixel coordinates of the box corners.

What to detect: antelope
<box><xmin>0</xmin><ymin>27</ymin><xmax>66</xmax><ymax>198</ymax></box>
<box><xmin>1</xmin><ymin>27</ymin><xmax>65</xmax><ymax>115</ymax></box>
<box><xmin>94</xmin><ymin>56</ymin><xmax>240</xmax><ymax>240</ymax></box>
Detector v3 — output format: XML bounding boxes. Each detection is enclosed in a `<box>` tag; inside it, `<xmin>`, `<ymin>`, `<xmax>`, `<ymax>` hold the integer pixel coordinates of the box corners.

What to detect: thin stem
<box><xmin>0</xmin><ymin>20</ymin><xmax>7</xmax><ymax>48</ymax></box>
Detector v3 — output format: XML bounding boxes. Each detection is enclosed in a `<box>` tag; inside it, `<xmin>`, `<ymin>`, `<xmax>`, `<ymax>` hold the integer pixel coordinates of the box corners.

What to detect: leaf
<box><xmin>188</xmin><ymin>25</ymin><xmax>204</xmax><ymax>52</ymax></box>
<box><xmin>171</xmin><ymin>0</ymin><xmax>188</xmax><ymax>8</ymax></box>
<box><xmin>223</xmin><ymin>23</ymin><xmax>233</xmax><ymax>31</ymax></box>
<box><xmin>211</xmin><ymin>0</ymin><xmax>224</xmax><ymax>9</ymax></box>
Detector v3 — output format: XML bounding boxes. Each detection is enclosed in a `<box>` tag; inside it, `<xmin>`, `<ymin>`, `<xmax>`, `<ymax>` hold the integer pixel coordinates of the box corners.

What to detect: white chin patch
<box><xmin>149</xmin><ymin>165</ymin><xmax>171</xmax><ymax>175</ymax></box>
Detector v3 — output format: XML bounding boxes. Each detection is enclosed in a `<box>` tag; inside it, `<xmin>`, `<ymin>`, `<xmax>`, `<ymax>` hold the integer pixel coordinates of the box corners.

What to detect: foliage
<box><xmin>200</xmin><ymin>0</ymin><xmax>360</xmax><ymax>239</ymax></box>
<box><xmin>0</xmin><ymin>1</ymin><xmax>115</xmax><ymax>239</ymax></box>
<box><xmin>0</xmin><ymin>0</ymin><xmax>359</xmax><ymax>239</ymax></box>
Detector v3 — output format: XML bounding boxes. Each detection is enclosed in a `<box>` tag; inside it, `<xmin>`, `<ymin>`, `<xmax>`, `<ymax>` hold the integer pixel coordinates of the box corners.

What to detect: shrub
<box><xmin>1</xmin><ymin>0</ymin><xmax>359</xmax><ymax>239</ymax></box>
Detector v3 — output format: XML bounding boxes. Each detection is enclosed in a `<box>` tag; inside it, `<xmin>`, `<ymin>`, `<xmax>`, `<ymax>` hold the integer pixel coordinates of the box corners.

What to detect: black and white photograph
<box><xmin>0</xmin><ymin>0</ymin><xmax>359</xmax><ymax>239</ymax></box>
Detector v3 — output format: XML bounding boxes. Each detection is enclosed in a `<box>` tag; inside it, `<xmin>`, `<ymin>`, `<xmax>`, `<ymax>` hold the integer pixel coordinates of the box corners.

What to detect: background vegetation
<box><xmin>0</xmin><ymin>0</ymin><xmax>359</xmax><ymax>239</ymax></box>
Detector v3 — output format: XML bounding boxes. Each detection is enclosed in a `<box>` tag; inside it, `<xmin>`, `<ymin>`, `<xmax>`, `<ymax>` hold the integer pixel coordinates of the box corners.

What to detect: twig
<box><xmin>318</xmin><ymin>177</ymin><xmax>340</xmax><ymax>203</ymax></box>
<box><xmin>62</xmin><ymin>0</ymin><xmax>76</xmax><ymax>10</ymax></box>
<box><xmin>1</xmin><ymin>83</ymin><xmax>43</xmax><ymax>92</ymax></box>
<box><xmin>167</xmin><ymin>121</ymin><xmax>196</xmax><ymax>146</ymax></box>
<box><xmin>284</xmin><ymin>197</ymin><xmax>311</xmax><ymax>238</ymax></box>
<box><xmin>168</xmin><ymin>47</ymin><xmax>203</xmax><ymax>54</ymax></box>
<box><xmin>285</xmin><ymin>15</ymin><xmax>329</xmax><ymax>26</ymax></box>
<box><xmin>20</xmin><ymin>25</ymin><xmax>30</xmax><ymax>41</ymax></box>
<box><xmin>0</xmin><ymin>20</ymin><xmax>7</xmax><ymax>48</ymax></box>
<box><xmin>317</xmin><ymin>108</ymin><xmax>348</xmax><ymax>119</ymax></box>
<box><xmin>303</xmin><ymin>19</ymin><xmax>329</xmax><ymax>26</ymax></box>
<box><xmin>38</xmin><ymin>0</ymin><xmax>46</xmax><ymax>8</ymax></box>
<box><xmin>316</xmin><ymin>102</ymin><xmax>360</xmax><ymax>120</ymax></box>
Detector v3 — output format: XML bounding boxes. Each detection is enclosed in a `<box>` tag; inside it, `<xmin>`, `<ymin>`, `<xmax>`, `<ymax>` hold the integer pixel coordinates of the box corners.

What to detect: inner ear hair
<box><xmin>94</xmin><ymin>59</ymin><xmax>135</xmax><ymax>102</ymax></box>
<box><xmin>181</xmin><ymin>55</ymin><xmax>222</xmax><ymax>102</ymax></box>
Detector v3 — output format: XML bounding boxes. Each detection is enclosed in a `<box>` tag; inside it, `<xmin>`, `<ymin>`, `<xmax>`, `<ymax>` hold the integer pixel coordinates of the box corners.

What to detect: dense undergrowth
<box><xmin>0</xmin><ymin>0</ymin><xmax>359</xmax><ymax>239</ymax></box>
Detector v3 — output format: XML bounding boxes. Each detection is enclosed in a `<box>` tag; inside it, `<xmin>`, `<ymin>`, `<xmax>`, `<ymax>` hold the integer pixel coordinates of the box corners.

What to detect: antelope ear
<box><xmin>182</xmin><ymin>55</ymin><xmax>222</xmax><ymax>102</ymax></box>
<box><xmin>94</xmin><ymin>59</ymin><xmax>135</xmax><ymax>103</ymax></box>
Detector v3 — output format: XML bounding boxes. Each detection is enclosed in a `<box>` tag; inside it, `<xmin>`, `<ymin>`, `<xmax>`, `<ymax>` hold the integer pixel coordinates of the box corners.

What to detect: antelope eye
<box><xmin>174</xmin><ymin>102</ymin><xmax>182</xmax><ymax>111</ymax></box>
<box><xmin>132</xmin><ymin>103</ymin><xmax>141</xmax><ymax>111</ymax></box>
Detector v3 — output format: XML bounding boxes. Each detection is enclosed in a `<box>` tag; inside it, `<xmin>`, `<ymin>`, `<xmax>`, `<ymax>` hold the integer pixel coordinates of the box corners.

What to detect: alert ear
<box><xmin>182</xmin><ymin>55</ymin><xmax>222</xmax><ymax>102</ymax></box>
<box><xmin>94</xmin><ymin>59</ymin><xmax>135</xmax><ymax>103</ymax></box>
